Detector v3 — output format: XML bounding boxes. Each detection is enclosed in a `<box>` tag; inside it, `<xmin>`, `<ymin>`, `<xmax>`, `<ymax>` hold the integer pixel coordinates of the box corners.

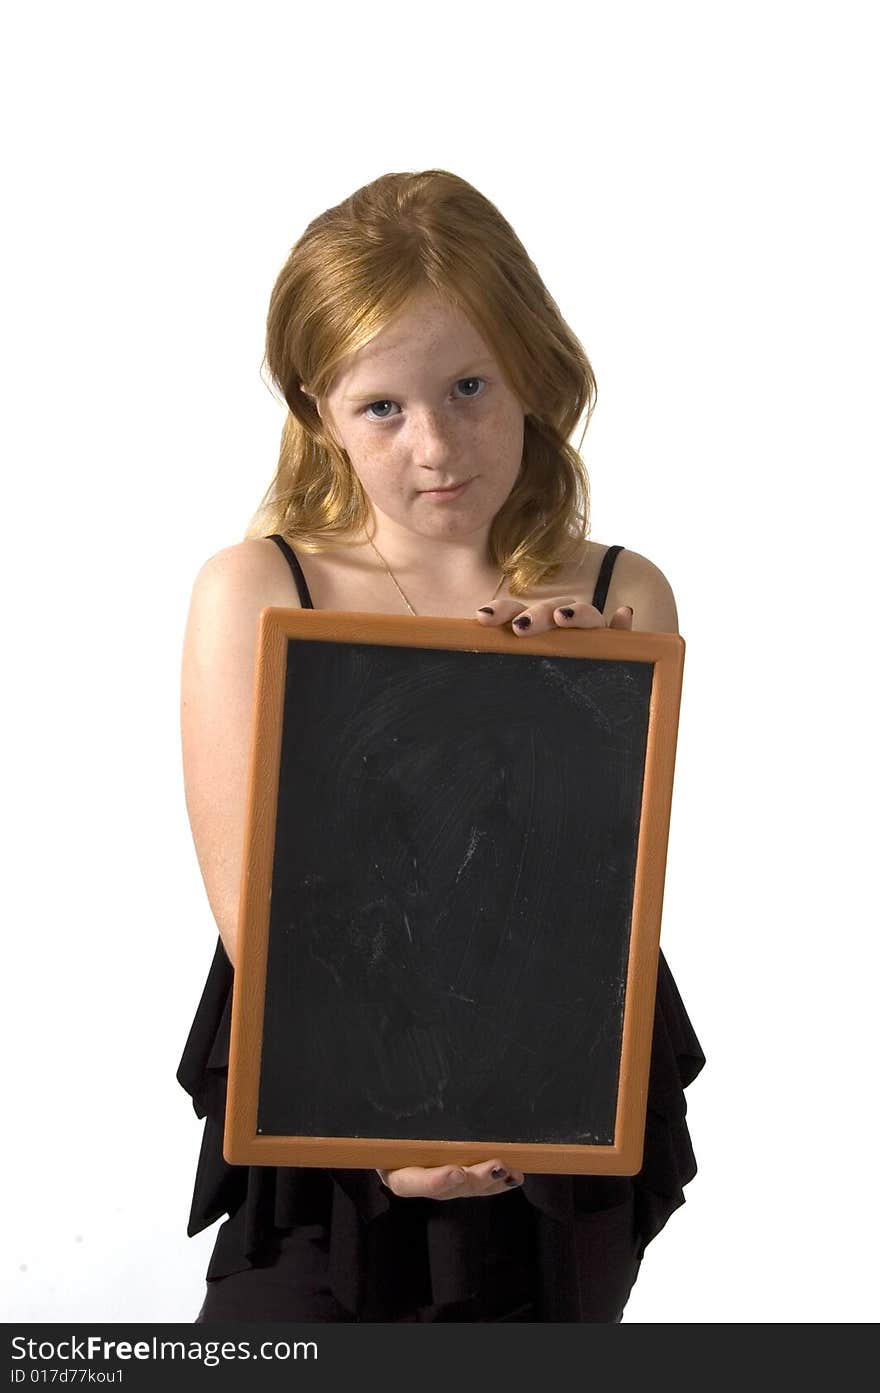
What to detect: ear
<box><xmin>300</xmin><ymin>383</ymin><xmax>325</xmax><ymax>423</ymax></box>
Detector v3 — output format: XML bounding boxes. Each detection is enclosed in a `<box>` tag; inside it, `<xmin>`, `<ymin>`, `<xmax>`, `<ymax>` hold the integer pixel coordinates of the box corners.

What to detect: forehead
<box><xmin>337</xmin><ymin>292</ymin><xmax>493</xmax><ymax>387</ymax></box>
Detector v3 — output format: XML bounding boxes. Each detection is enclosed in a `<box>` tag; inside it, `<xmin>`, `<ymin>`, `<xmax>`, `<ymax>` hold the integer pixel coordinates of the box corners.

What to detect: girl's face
<box><xmin>308</xmin><ymin>288</ymin><xmax>527</xmax><ymax>543</ymax></box>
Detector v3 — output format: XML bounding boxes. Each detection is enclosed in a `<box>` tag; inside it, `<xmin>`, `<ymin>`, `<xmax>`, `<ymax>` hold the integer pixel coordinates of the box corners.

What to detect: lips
<box><xmin>419</xmin><ymin>478</ymin><xmax>470</xmax><ymax>493</ymax></box>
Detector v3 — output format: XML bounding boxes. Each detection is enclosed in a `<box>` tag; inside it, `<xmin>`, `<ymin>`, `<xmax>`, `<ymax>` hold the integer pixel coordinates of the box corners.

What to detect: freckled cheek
<box><xmin>351</xmin><ymin>448</ymin><xmax>409</xmax><ymax>500</ymax></box>
<box><xmin>467</xmin><ymin>413</ymin><xmax>517</xmax><ymax>460</ymax></box>
<box><xmin>476</xmin><ymin>417</ymin><xmax>525</xmax><ymax>480</ymax></box>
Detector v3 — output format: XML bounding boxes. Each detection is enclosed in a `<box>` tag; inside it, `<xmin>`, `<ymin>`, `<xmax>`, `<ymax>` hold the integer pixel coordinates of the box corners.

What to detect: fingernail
<box><xmin>558</xmin><ymin>607</ymin><xmax>575</xmax><ymax>619</ymax></box>
<box><xmin>624</xmin><ymin>606</ymin><xmax>633</xmax><ymax>616</ymax></box>
<box><xmin>504</xmin><ymin>1175</ymin><xmax>521</xmax><ymax>1185</ymax></box>
<box><xmin>477</xmin><ymin>606</ymin><xmax>494</xmax><ymax>615</ymax></box>
<box><xmin>513</xmin><ymin>616</ymin><xmax>531</xmax><ymax>629</ymax></box>
<box><xmin>491</xmin><ymin>1167</ymin><xmax>508</xmax><ymax>1179</ymax></box>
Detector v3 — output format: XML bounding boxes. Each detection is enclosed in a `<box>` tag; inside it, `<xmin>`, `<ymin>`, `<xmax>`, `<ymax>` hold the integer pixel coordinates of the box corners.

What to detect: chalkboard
<box><xmin>224</xmin><ymin>609</ymin><xmax>685</xmax><ymax>1176</ymax></box>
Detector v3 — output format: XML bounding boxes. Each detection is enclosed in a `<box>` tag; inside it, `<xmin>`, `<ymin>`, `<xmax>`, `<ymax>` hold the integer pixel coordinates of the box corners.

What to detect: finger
<box><xmin>474</xmin><ymin>598</ymin><xmax>531</xmax><ymax>624</ymax></box>
<box><xmin>378</xmin><ymin>1161</ymin><xmax>525</xmax><ymax>1200</ymax></box>
<box><xmin>607</xmin><ymin>605</ymin><xmax>634</xmax><ymax>629</ymax></box>
<box><xmin>553</xmin><ymin>602</ymin><xmax>633</xmax><ymax>629</ymax></box>
<box><xmin>478</xmin><ymin>598</ymin><xmax>600</xmax><ymax>635</ymax></box>
<box><xmin>380</xmin><ymin>1164</ymin><xmax>471</xmax><ymax>1200</ymax></box>
<box><xmin>548</xmin><ymin>600</ymin><xmax>605</xmax><ymax>629</ymax></box>
<box><xmin>513</xmin><ymin>599</ymin><xmax>598</xmax><ymax>634</ymax></box>
<box><xmin>463</xmin><ymin>1158</ymin><xmax>526</xmax><ymax>1194</ymax></box>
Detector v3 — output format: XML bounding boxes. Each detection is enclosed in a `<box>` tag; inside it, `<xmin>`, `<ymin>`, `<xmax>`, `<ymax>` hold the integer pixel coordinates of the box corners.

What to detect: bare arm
<box><xmin>179</xmin><ymin>539</ymin><xmax>301</xmax><ymax>966</ymax></box>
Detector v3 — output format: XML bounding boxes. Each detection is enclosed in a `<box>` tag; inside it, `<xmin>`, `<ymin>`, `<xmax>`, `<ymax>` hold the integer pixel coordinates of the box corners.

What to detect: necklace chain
<box><xmin>367</xmin><ymin>537</ymin><xmax>506</xmax><ymax>616</ymax></box>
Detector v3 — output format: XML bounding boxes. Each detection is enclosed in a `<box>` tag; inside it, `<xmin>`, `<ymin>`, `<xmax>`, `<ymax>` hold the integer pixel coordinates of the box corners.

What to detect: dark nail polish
<box><xmin>513</xmin><ymin>616</ymin><xmax>531</xmax><ymax>629</ymax></box>
<box><xmin>558</xmin><ymin>607</ymin><xmax>575</xmax><ymax>619</ymax></box>
<box><xmin>478</xmin><ymin>606</ymin><xmax>494</xmax><ymax>615</ymax></box>
<box><xmin>491</xmin><ymin>1166</ymin><xmax>507</xmax><ymax>1179</ymax></box>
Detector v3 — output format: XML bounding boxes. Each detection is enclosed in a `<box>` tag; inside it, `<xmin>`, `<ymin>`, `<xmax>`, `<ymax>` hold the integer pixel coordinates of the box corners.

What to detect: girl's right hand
<box><xmin>376</xmin><ymin>1160</ymin><xmax>525</xmax><ymax>1200</ymax></box>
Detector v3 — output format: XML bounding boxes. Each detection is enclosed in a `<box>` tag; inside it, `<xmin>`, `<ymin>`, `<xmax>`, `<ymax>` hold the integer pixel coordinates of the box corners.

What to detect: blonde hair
<box><xmin>248</xmin><ymin>169</ymin><xmax>597</xmax><ymax>595</ymax></box>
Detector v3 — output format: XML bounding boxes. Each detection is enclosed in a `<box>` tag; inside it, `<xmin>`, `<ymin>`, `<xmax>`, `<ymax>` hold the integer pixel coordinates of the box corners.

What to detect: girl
<box><xmin>177</xmin><ymin>168</ymin><xmax>705</xmax><ymax>1323</ymax></box>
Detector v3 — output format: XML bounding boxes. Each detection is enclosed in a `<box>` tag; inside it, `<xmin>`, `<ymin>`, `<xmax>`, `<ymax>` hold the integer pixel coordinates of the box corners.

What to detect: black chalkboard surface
<box><xmin>224</xmin><ymin>609</ymin><xmax>684</xmax><ymax>1176</ymax></box>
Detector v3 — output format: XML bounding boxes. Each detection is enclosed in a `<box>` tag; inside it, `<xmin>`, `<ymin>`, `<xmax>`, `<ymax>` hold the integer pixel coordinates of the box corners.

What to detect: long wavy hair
<box><xmin>248</xmin><ymin>169</ymin><xmax>597</xmax><ymax>595</ymax></box>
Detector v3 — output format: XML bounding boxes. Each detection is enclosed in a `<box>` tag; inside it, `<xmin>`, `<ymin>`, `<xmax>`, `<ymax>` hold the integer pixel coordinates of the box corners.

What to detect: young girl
<box><xmin>177</xmin><ymin>168</ymin><xmax>706</xmax><ymax>1323</ymax></box>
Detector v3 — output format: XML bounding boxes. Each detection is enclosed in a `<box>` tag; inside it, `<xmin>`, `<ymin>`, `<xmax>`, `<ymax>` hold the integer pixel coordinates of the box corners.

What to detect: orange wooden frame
<box><xmin>224</xmin><ymin>609</ymin><xmax>685</xmax><ymax>1175</ymax></box>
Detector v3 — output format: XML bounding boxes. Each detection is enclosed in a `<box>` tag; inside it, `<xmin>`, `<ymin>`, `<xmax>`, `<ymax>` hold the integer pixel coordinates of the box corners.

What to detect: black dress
<box><xmin>178</xmin><ymin>537</ymin><xmax>706</xmax><ymax>1323</ymax></box>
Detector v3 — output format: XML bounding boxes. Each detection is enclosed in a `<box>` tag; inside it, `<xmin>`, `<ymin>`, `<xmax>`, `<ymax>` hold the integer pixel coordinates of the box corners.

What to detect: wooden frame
<box><xmin>224</xmin><ymin>608</ymin><xmax>685</xmax><ymax>1175</ymax></box>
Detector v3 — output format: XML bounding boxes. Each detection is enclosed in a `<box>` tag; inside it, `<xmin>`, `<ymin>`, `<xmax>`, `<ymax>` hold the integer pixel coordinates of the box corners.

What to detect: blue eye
<box><xmin>362</xmin><ymin>376</ymin><xmax>486</xmax><ymax>421</ymax></box>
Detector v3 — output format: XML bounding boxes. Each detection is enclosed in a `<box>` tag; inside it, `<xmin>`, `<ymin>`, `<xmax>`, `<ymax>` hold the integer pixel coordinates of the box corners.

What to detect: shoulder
<box><xmin>558</xmin><ymin>540</ymin><xmax>679</xmax><ymax>633</ymax></box>
<box><xmin>191</xmin><ymin>536</ymin><xmax>304</xmax><ymax>610</ymax></box>
<box><xmin>181</xmin><ymin>539</ymin><xmax>304</xmax><ymax>707</ymax></box>
<box><xmin>606</xmin><ymin>545</ymin><xmax>680</xmax><ymax>634</ymax></box>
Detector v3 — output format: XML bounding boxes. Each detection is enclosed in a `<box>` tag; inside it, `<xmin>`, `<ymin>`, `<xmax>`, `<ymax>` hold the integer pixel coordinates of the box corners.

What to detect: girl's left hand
<box><xmin>475</xmin><ymin>598</ymin><xmax>634</xmax><ymax>633</ymax></box>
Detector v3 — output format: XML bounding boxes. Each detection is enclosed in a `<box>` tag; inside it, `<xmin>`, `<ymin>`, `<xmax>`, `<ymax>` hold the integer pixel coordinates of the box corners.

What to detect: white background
<box><xmin>3</xmin><ymin>0</ymin><xmax>877</xmax><ymax>1324</ymax></box>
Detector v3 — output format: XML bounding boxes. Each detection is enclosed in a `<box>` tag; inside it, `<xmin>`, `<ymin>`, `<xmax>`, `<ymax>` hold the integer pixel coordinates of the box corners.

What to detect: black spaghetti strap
<box><xmin>268</xmin><ymin>531</ymin><xmax>622</xmax><ymax>617</ymax></box>
<box><xmin>267</xmin><ymin>533</ymin><xmax>315</xmax><ymax>610</ymax></box>
<box><xmin>591</xmin><ymin>545</ymin><xmax>625</xmax><ymax>616</ymax></box>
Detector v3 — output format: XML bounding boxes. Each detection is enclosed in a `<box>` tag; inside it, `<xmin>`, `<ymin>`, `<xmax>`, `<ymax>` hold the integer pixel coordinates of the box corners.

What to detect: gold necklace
<box><xmin>367</xmin><ymin>537</ymin><xmax>506</xmax><ymax>616</ymax></box>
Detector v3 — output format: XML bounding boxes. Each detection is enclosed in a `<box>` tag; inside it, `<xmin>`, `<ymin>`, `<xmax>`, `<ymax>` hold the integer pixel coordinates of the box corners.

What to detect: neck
<box><xmin>359</xmin><ymin>515</ymin><xmax>499</xmax><ymax>590</ymax></box>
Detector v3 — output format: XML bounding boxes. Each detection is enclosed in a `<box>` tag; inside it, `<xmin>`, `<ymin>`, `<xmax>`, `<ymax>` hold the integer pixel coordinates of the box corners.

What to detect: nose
<box><xmin>408</xmin><ymin>406</ymin><xmax>461</xmax><ymax>466</ymax></box>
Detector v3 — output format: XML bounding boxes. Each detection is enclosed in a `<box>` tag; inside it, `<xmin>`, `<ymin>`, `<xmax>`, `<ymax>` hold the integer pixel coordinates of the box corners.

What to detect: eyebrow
<box><xmin>343</xmin><ymin>358</ymin><xmax>496</xmax><ymax>402</ymax></box>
